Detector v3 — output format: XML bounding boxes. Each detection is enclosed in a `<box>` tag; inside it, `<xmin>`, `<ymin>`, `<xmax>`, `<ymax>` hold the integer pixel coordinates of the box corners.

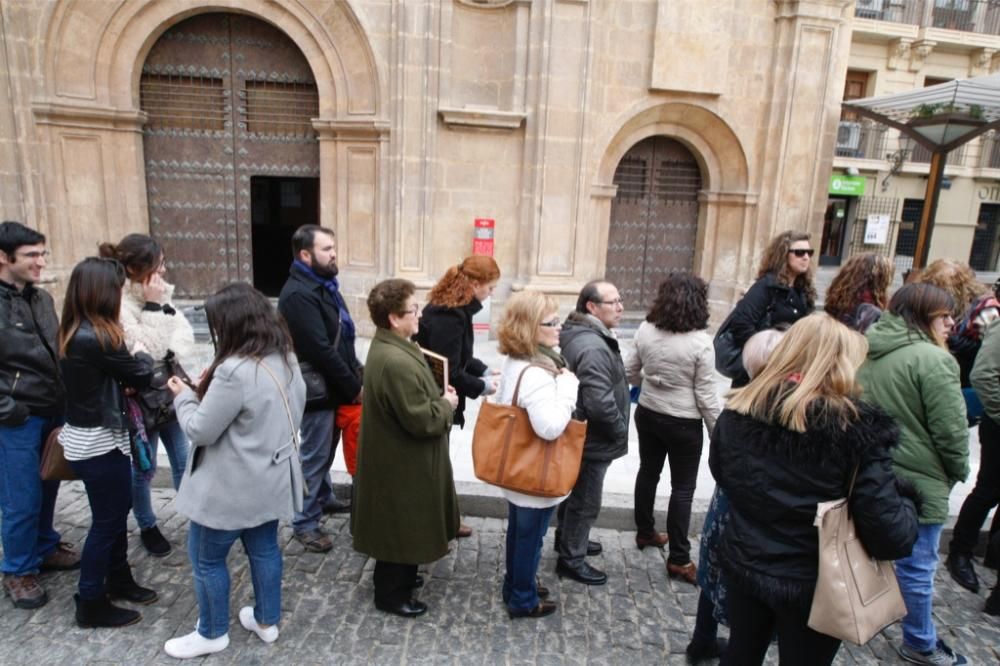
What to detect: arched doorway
<box><xmin>606</xmin><ymin>136</ymin><xmax>703</xmax><ymax>311</ymax></box>
<box><xmin>140</xmin><ymin>12</ymin><xmax>320</xmax><ymax>297</ymax></box>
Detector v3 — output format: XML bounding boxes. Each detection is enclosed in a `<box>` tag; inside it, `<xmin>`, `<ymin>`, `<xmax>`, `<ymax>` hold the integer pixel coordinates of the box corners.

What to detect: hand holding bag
<box><xmin>259</xmin><ymin>362</ymin><xmax>309</xmax><ymax>513</ymax></box>
<box><xmin>472</xmin><ymin>364</ymin><xmax>586</xmax><ymax>498</ymax></box>
<box><xmin>807</xmin><ymin>466</ymin><xmax>907</xmax><ymax>645</ymax></box>
<box><xmin>136</xmin><ymin>351</ymin><xmax>192</xmax><ymax>433</ymax></box>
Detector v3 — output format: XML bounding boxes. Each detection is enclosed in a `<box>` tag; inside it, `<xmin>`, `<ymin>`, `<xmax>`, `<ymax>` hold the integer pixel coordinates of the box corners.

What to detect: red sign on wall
<box><xmin>473</xmin><ymin>218</ymin><xmax>495</xmax><ymax>256</ymax></box>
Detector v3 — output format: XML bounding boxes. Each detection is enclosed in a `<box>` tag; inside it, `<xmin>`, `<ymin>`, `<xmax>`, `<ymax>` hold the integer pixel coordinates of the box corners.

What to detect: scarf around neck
<box><xmin>293</xmin><ymin>259</ymin><xmax>356</xmax><ymax>342</ymax></box>
<box><xmin>534</xmin><ymin>344</ymin><xmax>567</xmax><ymax>370</ymax></box>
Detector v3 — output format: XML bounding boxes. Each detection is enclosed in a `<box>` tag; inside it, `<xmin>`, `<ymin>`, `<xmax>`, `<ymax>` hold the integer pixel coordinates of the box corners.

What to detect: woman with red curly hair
<box><xmin>823</xmin><ymin>253</ymin><xmax>894</xmax><ymax>334</ymax></box>
<box><xmin>414</xmin><ymin>255</ymin><xmax>501</xmax><ymax>537</ymax></box>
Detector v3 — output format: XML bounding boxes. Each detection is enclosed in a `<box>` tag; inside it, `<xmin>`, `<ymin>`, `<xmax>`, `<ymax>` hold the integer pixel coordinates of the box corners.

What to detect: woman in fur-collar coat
<box><xmin>710</xmin><ymin>314</ymin><xmax>919</xmax><ymax>666</ymax></box>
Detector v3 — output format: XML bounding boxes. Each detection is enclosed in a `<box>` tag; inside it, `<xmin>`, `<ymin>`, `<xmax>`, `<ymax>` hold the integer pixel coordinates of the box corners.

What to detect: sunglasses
<box><xmin>788</xmin><ymin>249</ymin><xmax>815</xmax><ymax>258</ymax></box>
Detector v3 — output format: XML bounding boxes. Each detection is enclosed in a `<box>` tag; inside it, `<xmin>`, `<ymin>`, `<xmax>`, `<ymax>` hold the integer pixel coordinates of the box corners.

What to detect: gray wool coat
<box><xmin>173</xmin><ymin>353</ymin><xmax>306</xmax><ymax>531</ymax></box>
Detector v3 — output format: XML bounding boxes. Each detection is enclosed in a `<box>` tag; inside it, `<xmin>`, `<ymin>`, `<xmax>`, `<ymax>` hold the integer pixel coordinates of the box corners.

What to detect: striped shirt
<box><xmin>59</xmin><ymin>425</ymin><xmax>130</xmax><ymax>461</ymax></box>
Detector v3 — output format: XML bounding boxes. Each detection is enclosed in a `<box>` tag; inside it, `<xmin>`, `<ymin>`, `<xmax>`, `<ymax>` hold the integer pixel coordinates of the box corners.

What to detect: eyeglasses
<box><xmin>595</xmin><ymin>298</ymin><xmax>623</xmax><ymax>306</ymax></box>
<box><xmin>16</xmin><ymin>250</ymin><xmax>48</xmax><ymax>260</ymax></box>
<box><xmin>401</xmin><ymin>305</ymin><xmax>419</xmax><ymax>316</ymax></box>
<box><xmin>539</xmin><ymin>318</ymin><xmax>561</xmax><ymax>328</ymax></box>
<box><xmin>788</xmin><ymin>249</ymin><xmax>815</xmax><ymax>258</ymax></box>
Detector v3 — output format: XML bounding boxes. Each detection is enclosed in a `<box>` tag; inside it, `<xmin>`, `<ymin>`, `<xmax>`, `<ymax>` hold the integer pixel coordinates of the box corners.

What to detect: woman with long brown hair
<box><xmin>823</xmin><ymin>252</ymin><xmax>894</xmax><ymax>333</ymax></box>
<box><xmin>57</xmin><ymin>257</ymin><xmax>156</xmax><ymax>628</ymax></box>
<box><xmin>712</xmin><ymin>314</ymin><xmax>919</xmax><ymax>664</ymax></box>
<box><xmin>414</xmin><ymin>255</ymin><xmax>501</xmax><ymax>538</ymax></box>
<box><xmin>857</xmin><ymin>284</ymin><xmax>970</xmax><ymax>664</ymax></box>
<box><xmin>162</xmin><ymin>283</ymin><xmax>305</xmax><ymax>659</ymax></box>
<box><xmin>721</xmin><ymin>231</ymin><xmax>815</xmax><ymax>385</ymax></box>
<box><xmin>99</xmin><ymin>234</ymin><xmax>195</xmax><ymax>558</ymax></box>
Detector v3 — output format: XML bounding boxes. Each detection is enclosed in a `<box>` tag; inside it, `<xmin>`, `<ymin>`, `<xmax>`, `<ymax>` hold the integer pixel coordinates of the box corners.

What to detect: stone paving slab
<box><xmin>1</xmin><ymin>483</ymin><xmax>997</xmax><ymax>665</ymax></box>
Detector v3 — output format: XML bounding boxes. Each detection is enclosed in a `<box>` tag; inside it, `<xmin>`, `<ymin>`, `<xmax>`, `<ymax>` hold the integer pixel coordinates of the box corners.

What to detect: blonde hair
<box><xmin>914</xmin><ymin>259</ymin><xmax>986</xmax><ymax>317</ymax></box>
<box><xmin>497</xmin><ymin>290</ymin><xmax>559</xmax><ymax>359</ymax></box>
<box><xmin>726</xmin><ymin>314</ymin><xmax>867</xmax><ymax>433</ymax></box>
<box><xmin>742</xmin><ymin>328</ymin><xmax>787</xmax><ymax>380</ymax></box>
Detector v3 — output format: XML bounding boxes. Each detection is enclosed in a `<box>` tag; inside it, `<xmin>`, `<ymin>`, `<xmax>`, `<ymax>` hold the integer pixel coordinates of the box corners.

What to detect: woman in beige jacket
<box><xmin>625</xmin><ymin>273</ymin><xmax>721</xmax><ymax>584</ymax></box>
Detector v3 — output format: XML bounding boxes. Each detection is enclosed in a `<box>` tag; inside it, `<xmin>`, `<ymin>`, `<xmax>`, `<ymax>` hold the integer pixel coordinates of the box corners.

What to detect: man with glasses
<box><xmin>278</xmin><ymin>225</ymin><xmax>363</xmax><ymax>553</ymax></box>
<box><xmin>0</xmin><ymin>221</ymin><xmax>79</xmax><ymax>609</ymax></box>
<box><xmin>554</xmin><ymin>280</ymin><xmax>630</xmax><ymax>585</ymax></box>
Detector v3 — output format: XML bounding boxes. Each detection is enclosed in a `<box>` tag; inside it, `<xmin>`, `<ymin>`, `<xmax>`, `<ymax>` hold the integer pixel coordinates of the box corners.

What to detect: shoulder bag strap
<box><xmin>509</xmin><ymin>362</ymin><xmax>558</xmax><ymax>406</ymax></box>
<box><xmin>258</xmin><ymin>360</ymin><xmax>300</xmax><ymax>454</ymax></box>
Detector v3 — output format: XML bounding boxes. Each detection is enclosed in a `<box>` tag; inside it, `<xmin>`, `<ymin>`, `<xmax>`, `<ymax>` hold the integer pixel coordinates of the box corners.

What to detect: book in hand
<box><xmin>420</xmin><ymin>347</ymin><xmax>449</xmax><ymax>395</ymax></box>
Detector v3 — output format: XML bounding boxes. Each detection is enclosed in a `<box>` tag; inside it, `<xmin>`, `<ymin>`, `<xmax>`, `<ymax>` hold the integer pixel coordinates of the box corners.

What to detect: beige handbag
<box><xmin>472</xmin><ymin>364</ymin><xmax>586</xmax><ymax>498</ymax></box>
<box><xmin>807</xmin><ymin>467</ymin><xmax>907</xmax><ymax>645</ymax></box>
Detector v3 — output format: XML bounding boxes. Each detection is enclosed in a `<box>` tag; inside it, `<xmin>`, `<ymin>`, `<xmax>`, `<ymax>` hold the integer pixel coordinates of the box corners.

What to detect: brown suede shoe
<box><xmin>40</xmin><ymin>542</ymin><xmax>81</xmax><ymax>571</ymax></box>
<box><xmin>3</xmin><ymin>574</ymin><xmax>48</xmax><ymax>609</ymax></box>
<box><xmin>667</xmin><ymin>561</ymin><xmax>698</xmax><ymax>586</ymax></box>
<box><xmin>456</xmin><ymin>523</ymin><xmax>473</xmax><ymax>538</ymax></box>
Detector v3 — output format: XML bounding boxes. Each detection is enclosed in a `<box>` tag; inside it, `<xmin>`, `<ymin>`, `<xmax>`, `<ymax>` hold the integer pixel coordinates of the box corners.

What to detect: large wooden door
<box><xmin>140</xmin><ymin>13</ymin><xmax>319</xmax><ymax>297</ymax></box>
<box><xmin>606</xmin><ymin>137</ymin><xmax>703</xmax><ymax>311</ymax></box>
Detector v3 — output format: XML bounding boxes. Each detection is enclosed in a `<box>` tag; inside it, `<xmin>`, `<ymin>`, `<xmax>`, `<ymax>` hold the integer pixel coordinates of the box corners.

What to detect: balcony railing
<box><xmin>909</xmin><ymin>140</ymin><xmax>968</xmax><ymax>165</ymax></box>
<box><xmin>979</xmin><ymin>131</ymin><xmax>1000</xmax><ymax>168</ymax></box>
<box><xmin>855</xmin><ymin>0</ymin><xmax>1000</xmax><ymax>36</ymax></box>
<box><xmin>854</xmin><ymin>0</ymin><xmax>924</xmax><ymax>25</ymax></box>
<box><xmin>835</xmin><ymin>120</ymin><xmax>888</xmax><ymax>159</ymax></box>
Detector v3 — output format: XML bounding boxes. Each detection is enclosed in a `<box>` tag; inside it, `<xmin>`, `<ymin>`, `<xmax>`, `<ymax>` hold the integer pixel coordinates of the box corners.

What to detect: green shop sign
<box><xmin>828</xmin><ymin>174</ymin><xmax>866</xmax><ymax>197</ymax></box>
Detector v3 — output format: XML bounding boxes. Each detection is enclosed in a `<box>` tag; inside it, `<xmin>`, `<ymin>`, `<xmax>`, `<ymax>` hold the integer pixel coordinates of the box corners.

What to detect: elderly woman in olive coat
<box><xmin>352</xmin><ymin>279</ymin><xmax>459</xmax><ymax>618</ymax></box>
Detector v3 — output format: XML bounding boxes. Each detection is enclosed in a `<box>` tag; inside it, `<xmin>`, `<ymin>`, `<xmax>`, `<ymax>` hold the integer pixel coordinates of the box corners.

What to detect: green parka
<box><xmin>856</xmin><ymin>312</ymin><xmax>970</xmax><ymax>524</ymax></box>
<box><xmin>351</xmin><ymin>328</ymin><xmax>459</xmax><ymax>564</ymax></box>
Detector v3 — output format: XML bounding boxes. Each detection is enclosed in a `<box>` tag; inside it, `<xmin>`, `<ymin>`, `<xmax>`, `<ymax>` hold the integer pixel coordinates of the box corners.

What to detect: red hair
<box><xmin>427</xmin><ymin>256</ymin><xmax>501</xmax><ymax>308</ymax></box>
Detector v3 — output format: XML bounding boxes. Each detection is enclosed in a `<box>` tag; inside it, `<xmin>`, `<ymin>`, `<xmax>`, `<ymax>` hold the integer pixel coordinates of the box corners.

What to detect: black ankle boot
<box><xmin>986</xmin><ymin>586</ymin><xmax>1000</xmax><ymax>616</ymax></box>
<box><xmin>107</xmin><ymin>566</ymin><xmax>158</xmax><ymax>605</ymax></box>
<box><xmin>74</xmin><ymin>593</ymin><xmax>141</xmax><ymax>628</ymax></box>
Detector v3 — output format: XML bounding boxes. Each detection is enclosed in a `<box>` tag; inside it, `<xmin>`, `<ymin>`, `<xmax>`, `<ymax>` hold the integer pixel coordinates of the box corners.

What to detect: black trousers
<box><xmin>721</xmin><ymin>583</ymin><xmax>841</xmax><ymax>666</ymax></box>
<box><xmin>633</xmin><ymin>405</ymin><xmax>703</xmax><ymax>565</ymax></box>
<box><xmin>373</xmin><ymin>560</ymin><xmax>418</xmax><ymax>608</ymax></box>
<box><xmin>951</xmin><ymin>414</ymin><xmax>1000</xmax><ymax>556</ymax></box>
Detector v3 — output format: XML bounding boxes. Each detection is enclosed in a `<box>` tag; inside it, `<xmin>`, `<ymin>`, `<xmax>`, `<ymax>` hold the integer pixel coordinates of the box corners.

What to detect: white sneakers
<box><xmin>163</xmin><ymin>607</ymin><xmax>277</xmax><ymax>659</ymax></box>
<box><xmin>163</xmin><ymin>630</ymin><xmax>229</xmax><ymax>659</ymax></box>
<box><xmin>239</xmin><ymin>606</ymin><xmax>279</xmax><ymax>643</ymax></box>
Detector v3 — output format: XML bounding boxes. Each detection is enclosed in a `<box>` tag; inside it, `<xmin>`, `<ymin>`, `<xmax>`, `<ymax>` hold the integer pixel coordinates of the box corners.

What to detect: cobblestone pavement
<box><xmin>1</xmin><ymin>483</ymin><xmax>997</xmax><ymax>665</ymax></box>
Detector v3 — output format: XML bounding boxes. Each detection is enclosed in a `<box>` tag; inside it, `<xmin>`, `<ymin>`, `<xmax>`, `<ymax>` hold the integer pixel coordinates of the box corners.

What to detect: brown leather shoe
<box><xmin>456</xmin><ymin>523</ymin><xmax>473</xmax><ymax>538</ymax></box>
<box><xmin>635</xmin><ymin>532</ymin><xmax>668</xmax><ymax>550</ymax></box>
<box><xmin>40</xmin><ymin>542</ymin><xmax>81</xmax><ymax>571</ymax></box>
<box><xmin>3</xmin><ymin>574</ymin><xmax>48</xmax><ymax>609</ymax></box>
<box><xmin>667</xmin><ymin>561</ymin><xmax>698</xmax><ymax>585</ymax></box>
<box><xmin>294</xmin><ymin>530</ymin><xmax>333</xmax><ymax>553</ymax></box>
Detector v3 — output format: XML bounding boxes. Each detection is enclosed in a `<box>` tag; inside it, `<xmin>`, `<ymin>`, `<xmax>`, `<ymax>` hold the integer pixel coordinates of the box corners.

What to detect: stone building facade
<box><xmin>0</xmin><ymin>0</ymin><xmax>855</xmax><ymax>323</ymax></box>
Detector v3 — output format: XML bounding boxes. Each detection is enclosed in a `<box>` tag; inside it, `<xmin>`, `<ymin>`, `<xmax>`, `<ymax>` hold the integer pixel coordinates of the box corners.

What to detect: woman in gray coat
<box><xmin>162</xmin><ymin>284</ymin><xmax>306</xmax><ymax>660</ymax></box>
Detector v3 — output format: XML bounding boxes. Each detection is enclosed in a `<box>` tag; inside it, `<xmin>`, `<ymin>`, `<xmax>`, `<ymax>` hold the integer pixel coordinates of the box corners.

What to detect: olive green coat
<box><xmin>856</xmin><ymin>312</ymin><xmax>970</xmax><ymax>524</ymax></box>
<box><xmin>352</xmin><ymin>328</ymin><xmax>458</xmax><ymax>564</ymax></box>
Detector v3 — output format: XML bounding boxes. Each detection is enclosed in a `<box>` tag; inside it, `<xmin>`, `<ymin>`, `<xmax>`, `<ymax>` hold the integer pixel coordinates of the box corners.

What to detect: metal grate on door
<box><xmin>140</xmin><ymin>74</ymin><xmax>226</xmax><ymax>132</ymax></box>
<box><xmin>243</xmin><ymin>81</ymin><xmax>319</xmax><ymax>136</ymax></box>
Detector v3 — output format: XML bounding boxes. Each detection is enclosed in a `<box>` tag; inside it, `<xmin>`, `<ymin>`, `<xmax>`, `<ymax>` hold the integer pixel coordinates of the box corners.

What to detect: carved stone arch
<box><xmin>42</xmin><ymin>0</ymin><xmax>381</xmax><ymax>117</ymax></box>
<box><xmin>591</xmin><ymin>103</ymin><xmax>756</xmax><ymax>309</ymax></box>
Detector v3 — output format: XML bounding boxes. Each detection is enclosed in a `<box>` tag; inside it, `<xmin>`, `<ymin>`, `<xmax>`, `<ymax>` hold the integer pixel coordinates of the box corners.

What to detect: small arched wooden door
<box><xmin>606</xmin><ymin>137</ymin><xmax>703</xmax><ymax>311</ymax></box>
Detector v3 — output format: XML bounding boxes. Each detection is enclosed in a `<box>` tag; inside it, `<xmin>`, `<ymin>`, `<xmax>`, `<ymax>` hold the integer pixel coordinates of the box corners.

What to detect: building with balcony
<box><xmin>826</xmin><ymin>0</ymin><xmax>1000</xmax><ymax>275</ymax></box>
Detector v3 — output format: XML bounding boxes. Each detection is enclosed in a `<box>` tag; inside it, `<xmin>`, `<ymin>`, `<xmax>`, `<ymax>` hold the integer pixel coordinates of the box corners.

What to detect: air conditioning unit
<box><xmin>837</xmin><ymin>122</ymin><xmax>863</xmax><ymax>152</ymax></box>
<box><xmin>855</xmin><ymin>0</ymin><xmax>886</xmax><ymax>19</ymax></box>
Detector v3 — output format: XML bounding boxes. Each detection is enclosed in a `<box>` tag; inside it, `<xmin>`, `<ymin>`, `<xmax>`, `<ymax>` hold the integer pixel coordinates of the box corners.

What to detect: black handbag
<box><xmin>136</xmin><ymin>351</ymin><xmax>190</xmax><ymax>433</ymax></box>
<box><xmin>299</xmin><ymin>361</ymin><xmax>330</xmax><ymax>410</ymax></box>
<box><xmin>713</xmin><ymin>291</ymin><xmax>775</xmax><ymax>379</ymax></box>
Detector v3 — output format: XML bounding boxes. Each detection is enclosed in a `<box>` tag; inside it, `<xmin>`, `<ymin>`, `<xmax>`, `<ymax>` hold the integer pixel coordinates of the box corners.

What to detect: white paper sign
<box><xmin>864</xmin><ymin>214</ymin><xmax>890</xmax><ymax>245</ymax></box>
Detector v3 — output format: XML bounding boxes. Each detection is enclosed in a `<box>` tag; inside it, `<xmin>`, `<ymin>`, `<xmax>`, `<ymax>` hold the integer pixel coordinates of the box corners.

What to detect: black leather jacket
<box><xmin>0</xmin><ymin>279</ymin><xmax>64</xmax><ymax>424</ymax></box>
<box><xmin>60</xmin><ymin>321</ymin><xmax>154</xmax><ymax>430</ymax></box>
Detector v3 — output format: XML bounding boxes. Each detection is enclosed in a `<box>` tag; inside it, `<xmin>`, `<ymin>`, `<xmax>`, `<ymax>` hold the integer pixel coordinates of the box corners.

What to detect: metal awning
<box><xmin>842</xmin><ymin>73</ymin><xmax>1000</xmax><ymax>152</ymax></box>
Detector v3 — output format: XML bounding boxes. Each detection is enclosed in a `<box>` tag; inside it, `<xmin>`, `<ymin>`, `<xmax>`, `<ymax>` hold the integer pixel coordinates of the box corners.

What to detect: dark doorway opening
<box><xmin>970</xmin><ymin>203</ymin><xmax>1000</xmax><ymax>272</ymax></box>
<box><xmin>820</xmin><ymin>197</ymin><xmax>850</xmax><ymax>266</ymax></box>
<box><xmin>251</xmin><ymin>176</ymin><xmax>320</xmax><ymax>296</ymax></box>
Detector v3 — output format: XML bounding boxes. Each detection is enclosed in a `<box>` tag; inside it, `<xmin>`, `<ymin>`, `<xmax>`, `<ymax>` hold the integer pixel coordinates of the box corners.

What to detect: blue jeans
<box><xmin>292</xmin><ymin>409</ymin><xmax>339</xmax><ymax>534</ymax></box>
<box><xmin>895</xmin><ymin>523</ymin><xmax>944</xmax><ymax>652</ymax></box>
<box><xmin>0</xmin><ymin>416</ymin><xmax>62</xmax><ymax>575</ymax></box>
<box><xmin>188</xmin><ymin>520</ymin><xmax>282</xmax><ymax>639</ymax></box>
<box><xmin>131</xmin><ymin>420</ymin><xmax>189</xmax><ymax>530</ymax></box>
<box><xmin>502</xmin><ymin>503</ymin><xmax>555</xmax><ymax>612</ymax></box>
<box><xmin>68</xmin><ymin>449</ymin><xmax>132</xmax><ymax>600</ymax></box>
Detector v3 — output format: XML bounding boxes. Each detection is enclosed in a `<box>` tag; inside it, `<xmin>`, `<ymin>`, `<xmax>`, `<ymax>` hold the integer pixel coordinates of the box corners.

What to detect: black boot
<box><xmin>74</xmin><ymin>593</ymin><xmax>141</xmax><ymax>628</ymax></box>
<box><xmin>945</xmin><ymin>552</ymin><xmax>980</xmax><ymax>593</ymax></box>
<box><xmin>107</xmin><ymin>566</ymin><xmax>158</xmax><ymax>605</ymax></box>
<box><xmin>986</xmin><ymin>585</ymin><xmax>1000</xmax><ymax>616</ymax></box>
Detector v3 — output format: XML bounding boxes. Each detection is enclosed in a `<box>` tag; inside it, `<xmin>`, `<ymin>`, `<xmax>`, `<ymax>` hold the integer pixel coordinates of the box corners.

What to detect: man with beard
<box><xmin>279</xmin><ymin>225</ymin><xmax>363</xmax><ymax>552</ymax></box>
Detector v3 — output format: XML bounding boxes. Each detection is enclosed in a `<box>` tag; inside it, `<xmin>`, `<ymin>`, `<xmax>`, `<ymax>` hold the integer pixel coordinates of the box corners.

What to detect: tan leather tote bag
<box><xmin>472</xmin><ymin>364</ymin><xmax>586</xmax><ymax>498</ymax></box>
<box><xmin>807</xmin><ymin>468</ymin><xmax>907</xmax><ymax>645</ymax></box>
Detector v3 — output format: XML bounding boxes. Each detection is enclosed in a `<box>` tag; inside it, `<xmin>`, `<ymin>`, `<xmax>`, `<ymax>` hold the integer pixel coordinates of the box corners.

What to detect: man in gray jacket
<box><xmin>555</xmin><ymin>280</ymin><xmax>629</xmax><ymax>585</ymax></box>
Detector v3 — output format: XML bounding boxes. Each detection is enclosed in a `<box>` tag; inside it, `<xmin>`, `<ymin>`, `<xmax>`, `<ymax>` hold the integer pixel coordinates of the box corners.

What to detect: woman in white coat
<box><xmin>493</xmin><ymin>290</ymin><xmax>580</xmax><ymax>619</ymax></box>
